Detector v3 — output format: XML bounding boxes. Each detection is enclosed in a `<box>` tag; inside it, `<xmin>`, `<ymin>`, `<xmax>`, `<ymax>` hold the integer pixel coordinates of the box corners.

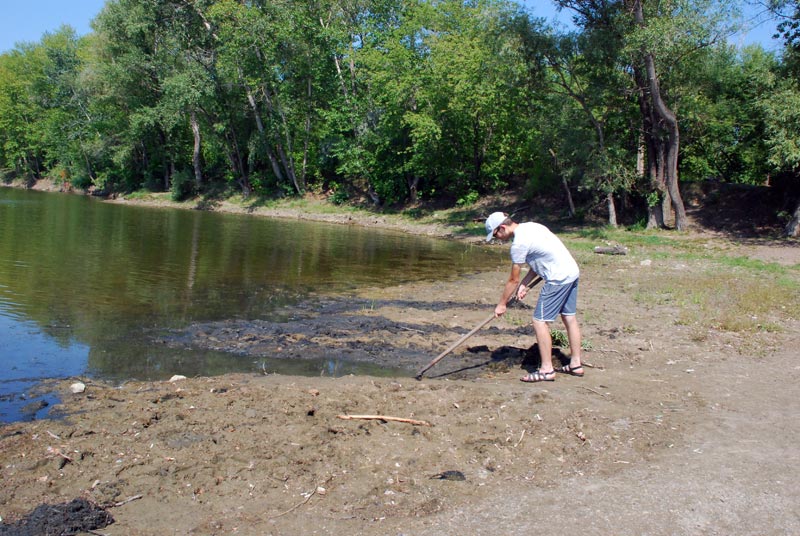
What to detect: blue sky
<box><xmin>0</xmin><ymin>0</ymin><xmax>106</xmax><ymax>53</ymax></box>
<box><xmin>0</xmin><ymin>0</ymin><xmax>784</xmax><ymax>55</ymax></box>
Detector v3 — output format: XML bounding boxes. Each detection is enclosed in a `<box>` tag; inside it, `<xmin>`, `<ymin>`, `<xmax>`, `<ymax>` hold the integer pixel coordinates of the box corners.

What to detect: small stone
<box><xmin>431</xmin><ymin>470</ymin><xmax>466</xmax><ymax>481</ymax></box>
<box><xmin>70</xmin><ymin>382</ymin><xmax>86</xmax><ymax>394</ymax></box>
<box><xmin>168</xmin><ymin>375</ymin><xmax>187</xmax><ymax>382</ymax></box>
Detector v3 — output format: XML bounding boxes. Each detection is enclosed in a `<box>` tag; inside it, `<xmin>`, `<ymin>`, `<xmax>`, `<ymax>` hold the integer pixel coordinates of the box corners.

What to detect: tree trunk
<box><xmin>301</xmin><ymin>76</ymin><xmax>312</xmax><ymax>191</ymax></box>
<box><xmin>159</xmin><ymin>131</ymin><xmax>170</xmax><ymax>191</ymax></box>
<box><xmin>167</xmin><ymin>159</ymin><xmax>176</xmax><ymax>192</ymax></box>
<box><xmin>634</xmin><ymin>65</ymin><xmax>666</xmax><ymax>229</ymax></box>
<box><xmin>633</xmin><ymin>0</ymin><xmax>687</xmax><ymax>230</ymax></box>
<box><xmin>786</xmin><ymin>200</ymin><xmax>800</xmax><ymax>237</ymax></box>
<box><xmin>548</xmin><ymin>149</ymin><xmax>576</xmax><ymax>217</ymax></box>
<box><xmin>190</xmin><ymin>110</ymin><xmax>203</xmax><ymax>188</ymax></box>
<box><xmin>368</xmin><ymin>184</ymin><xmax>381</xmax><ymax>206</ymax></box>
<box><xmin>406</xmin><ymin>175</ymin><xmax>419</xmax><ymax>204</ymax></box>
<box><xmin>245</xmin><ymin>85</ymin><xmax>285</xmax><ymax>185</ymax></box>
<box><xmin>82</xmin><ymin>151</ymin><xmax>95</xmax><ymax>185</ymax></box>
<box><xmin>262</xmin><ymin>85</ymin><xmax>302</xmax><ymax>195</ymax></box>
<box><xmin>223</xmin><ymin>126</ymin><xmax>250</xmax><ymax>197</ymax></box>
<box><xmin>606</xmin><ymin>191</ymin><xmax>618</xmax><ymax>227</ymax></box>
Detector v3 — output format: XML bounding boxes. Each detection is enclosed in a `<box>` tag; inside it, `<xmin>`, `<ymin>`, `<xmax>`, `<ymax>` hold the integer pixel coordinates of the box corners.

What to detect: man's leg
<box><xmin>561</xmin><ymin>314</ymin><xmax>583</xmax><ymax>370</ymax></box>
<box><xmin>532</xmin><ymin>319</ymin><xmax>554</xmax><ymax>372</ymax></box>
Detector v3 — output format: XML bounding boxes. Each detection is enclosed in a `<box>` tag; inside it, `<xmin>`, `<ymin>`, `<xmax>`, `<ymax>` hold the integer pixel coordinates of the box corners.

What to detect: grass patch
<box><xmin>124</xmin><ymin>189</ymin><xmax>161</xmax><ymax>201</ymax></box>
<box><xmin>713</xmin><ymin>255</ymin><xmax>791</xmax><ymax>274</ymax></box>
<box><xmin>660</xmin><ymin>271</ymin><xmax>800</xmax><ymax>333</ymax></box>
<box><xmin>550</xmin><ymin>329</ymin><xmax>593</xmax><ymax>350</ymax></box>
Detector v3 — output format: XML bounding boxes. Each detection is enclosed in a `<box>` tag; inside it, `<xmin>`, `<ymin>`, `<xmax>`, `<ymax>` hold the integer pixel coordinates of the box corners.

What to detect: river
<box><xmin>0</xmin><ymin>187</ymin><xmax>498</xmax><ymax>422</ymax></box>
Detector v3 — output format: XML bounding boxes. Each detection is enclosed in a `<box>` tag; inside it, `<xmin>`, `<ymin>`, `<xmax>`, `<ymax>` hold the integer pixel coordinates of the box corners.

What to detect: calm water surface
<box><xmin>0</xmin><ymin>187</ymin><xmax>499</xmax><ymax>422</ymax></box>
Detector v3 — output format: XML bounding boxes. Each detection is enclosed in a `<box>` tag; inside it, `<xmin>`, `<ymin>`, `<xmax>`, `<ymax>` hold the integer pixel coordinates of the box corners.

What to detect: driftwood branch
<box><xmin>579</xmin><ymin>386</ymin><xmax>609</xmax><ymax>398</ymax></box>
<box><xmin>336</xmin><ymin>414</ymin><xmax>432</xmax><ymax>426</ymax></box>
<box><xmin>113</xmin><ymin>494</ymin><xmax>143</xmax><ymax>507</ymax></box>
<box><xmin>594</xmin><ymin>245</ymin><xmax>628</xmax><ymax>255</ymax></box>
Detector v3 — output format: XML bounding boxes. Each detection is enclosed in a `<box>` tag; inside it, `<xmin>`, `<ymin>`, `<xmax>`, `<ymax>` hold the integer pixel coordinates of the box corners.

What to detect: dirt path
<box><xmin>394</xmin><ymin>345</ymin><xmax>800</xmax><ymax>536</ymax></box>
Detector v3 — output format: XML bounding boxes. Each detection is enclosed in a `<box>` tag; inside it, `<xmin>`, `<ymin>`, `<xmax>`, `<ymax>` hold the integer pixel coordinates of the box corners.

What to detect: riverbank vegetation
<box><xmin>1</xmin><ymin>0</ymin><xmax>800</xmax><ymax>235</ymax></box>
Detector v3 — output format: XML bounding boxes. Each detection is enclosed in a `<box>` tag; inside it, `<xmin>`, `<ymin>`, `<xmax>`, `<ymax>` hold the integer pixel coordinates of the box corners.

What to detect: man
<box><xmin>485</xmin><ymin>212</ymin><xmax>584</xmax><ymax>382</ymax></box>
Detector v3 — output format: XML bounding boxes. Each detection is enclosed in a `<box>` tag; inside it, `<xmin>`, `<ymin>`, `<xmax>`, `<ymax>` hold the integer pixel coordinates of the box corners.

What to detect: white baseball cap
<box><xmin>485</xmin><ymin>212</ymin><xmax>506</xmax><ymax>242</ymax></box>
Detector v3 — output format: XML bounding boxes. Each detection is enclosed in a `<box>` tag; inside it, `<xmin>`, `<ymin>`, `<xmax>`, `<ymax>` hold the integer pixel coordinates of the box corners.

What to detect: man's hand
<box><xmin>517</xmin><ymin>285</ymin><xmax>528</xmax><ymax>301</ymax></box>
<box><xmin>494</xmin><ymin>303</ymin><xmax>507</xmax><ymax>317</ymax></box>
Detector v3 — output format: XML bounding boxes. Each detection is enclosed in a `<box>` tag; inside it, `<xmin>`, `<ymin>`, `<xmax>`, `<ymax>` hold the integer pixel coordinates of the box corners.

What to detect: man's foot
<box><xmin>520</xmin><ymin>370</ymin><xmax>555</xmax><ymax>383</ymax></box>
<box><xmin>555</xmin><ymin>364</ymin><xmax>584</xmax><ymax>377</ymax></box>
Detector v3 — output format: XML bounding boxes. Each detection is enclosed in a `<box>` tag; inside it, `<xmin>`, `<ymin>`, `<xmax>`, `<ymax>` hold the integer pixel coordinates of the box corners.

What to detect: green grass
<box><xmin>124</xmin><ymin>189</ymin><xmax>160</xmax><ymax>201</ymax></box>
<box><xmin>632</xmin><ymin>269</ymin><xmax>800</xmax><ymax>334</ymax></box>
<box><xmin>573</xmin><ymin>223</ymin><xmax>800</xmax><ymax>336</ymax></box>
<box><xmin>550</xmin><ymin>329</ymin><xmax>592</xmax><ymax>350</ymax></box>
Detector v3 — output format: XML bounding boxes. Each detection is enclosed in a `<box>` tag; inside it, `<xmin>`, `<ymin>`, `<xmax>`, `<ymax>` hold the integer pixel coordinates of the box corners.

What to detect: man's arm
<box><xmin>495</xmin><ymin>263</ymin><xmax>523</xmax><ymax>317</ymax></box>
<box><xmin>516</xmin><ymin>268</ymin><xmax>539</xmax><ymax>301</ymax></box>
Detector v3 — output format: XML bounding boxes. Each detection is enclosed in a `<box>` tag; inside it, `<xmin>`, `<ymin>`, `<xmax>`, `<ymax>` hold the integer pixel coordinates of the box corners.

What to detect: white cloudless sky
<box><xmin>0</xmin><ymin>0</ymin><xmax>784</xmax><ymax>55</ymax></box>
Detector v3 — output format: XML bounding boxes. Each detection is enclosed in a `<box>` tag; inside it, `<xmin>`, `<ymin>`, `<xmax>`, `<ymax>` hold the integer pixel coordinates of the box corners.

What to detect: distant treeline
<box><xmin>1</xmin><ymin>0</ymin><xmax>799</xmax><ymax>233</ymax></box>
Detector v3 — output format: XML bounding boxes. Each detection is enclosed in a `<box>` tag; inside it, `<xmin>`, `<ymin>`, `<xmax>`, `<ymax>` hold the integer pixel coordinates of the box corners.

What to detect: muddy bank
<box><xmin>159</xmin><ymin>288</ymin><xmax>539</xmax><ymax>377</ymax></box>
<box><xmin>0</xmin><ymin>362</ymin><xmax>690</xmax><ymax>535</ymax></box>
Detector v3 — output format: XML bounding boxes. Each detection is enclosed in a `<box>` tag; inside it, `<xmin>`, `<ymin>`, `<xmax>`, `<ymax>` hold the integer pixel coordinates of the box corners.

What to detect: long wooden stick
<box><xmin>415</xmin><ymin>275</ymin><xmax>542</xmax><ymax>379</ymax></box>
<box><xmin>336</xmin><ymin>414</ymin><xmax>432</xmax><ymax>426</ymax></box>
<box><xmin>414</xmin><ymin>313</ymin><xmax>495</xmax><ymax>379</ymax></box>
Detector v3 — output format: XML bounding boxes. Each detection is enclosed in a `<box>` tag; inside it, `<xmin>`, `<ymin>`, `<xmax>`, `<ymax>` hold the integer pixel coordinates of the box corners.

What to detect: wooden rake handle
<box><xmin>415</xmin><ymin>275</ymin><xmax>542</xmax><ymax>380</ymax></box>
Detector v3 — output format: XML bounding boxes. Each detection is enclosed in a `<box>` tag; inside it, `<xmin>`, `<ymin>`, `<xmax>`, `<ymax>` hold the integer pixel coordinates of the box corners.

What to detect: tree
<box><xmin>35</xmin><ymin>28</ymin><xmax>102</xmax><ymax>187</ymax></box>
<box><xmin>533</xmin><ymin>24</ymin><xmax>637</xmax><ymax>225</ymax></box>
<box><xmin>675</xmin><ymin>44</ymin><xmax>775</xmax><ymax>186</ymax></box>
<box><xmin>758</xmin><ymin>78</ymin><xmax>800</xmax><ymax>236</ymax></box>
<box><xmin>0</xmin><ymin>44</ymin><xmax>48</xmax><ymax>179</ymax></box>
<box><xmin>765</xmin><ymin>0</ymin><xmax>800</xmax><ymax>236</ymax></box>
<box><xmin>208</xmin><ymin>0</ymin><xmax>337</xmax><ymax>197</ymax></box>
<box><xmin>352</xmin><ymin>0</ymin><xmax>536</xmax><ymax>205</ymax></box>
<box><xmin>556</xmin><ymin>0</ymin><xmax>736</xmax><ymax>230</ymax></box>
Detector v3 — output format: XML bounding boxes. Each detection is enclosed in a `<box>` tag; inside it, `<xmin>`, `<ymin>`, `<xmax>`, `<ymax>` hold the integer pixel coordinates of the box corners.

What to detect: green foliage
<box><xmin>169</xmin><ymin>170</ymin><xmax>194</xmax><ymax>201</ymax></box>
<box><xmin>456</xmin><ymin>191</ymin><xmax>480</xmax><ymax>207</ymax></box>
<box><xmin>675</xmin><ymin>44</ymin><xmax>776</xmax><ymax>184</ymax></box>
<box><xmin>550</xmin><ymin>329</ymin><xmax>569</xmax><ymax>347</ymax></box>
<box><xmin>0</xmin><ymin>0</ymin><xmax>795</xmax><ymax>223</ymax></box>
<box><xmin>330</xmin><ymin>185</ymin><xmax>349</xmax><ymax>206</ymax></box>
<box><xmin>759</xmin><ymin>81</ymin><xmax>800</xmax><ymax>171</ymax></box>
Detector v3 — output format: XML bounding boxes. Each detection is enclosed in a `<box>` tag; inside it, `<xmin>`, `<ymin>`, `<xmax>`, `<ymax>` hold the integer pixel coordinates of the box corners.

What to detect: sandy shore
<box><xmin>1</xmin><ymin>181</ymin><xmax>799</xmax><ymax>535</ymax></box>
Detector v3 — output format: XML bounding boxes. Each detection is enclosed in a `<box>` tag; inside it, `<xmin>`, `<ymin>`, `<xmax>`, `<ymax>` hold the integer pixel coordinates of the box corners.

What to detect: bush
<box><xmin>170</xmin><ymin>170</ymin><xmax>195</xmax><ymax>201</ymax></box>
<box><xmin>456</xmin><ymin>191</ymin><xmax>480</xmax><ymax>207</ymax></box>
<box><xmin>329</xmin><ymin>184</ymin><xmax>349</xmax><ymax>205</ymax></box>
<box><xmin>70</xmin><ymin>173</ymin><xmax>93</xmax><ymax>190</ymax></box>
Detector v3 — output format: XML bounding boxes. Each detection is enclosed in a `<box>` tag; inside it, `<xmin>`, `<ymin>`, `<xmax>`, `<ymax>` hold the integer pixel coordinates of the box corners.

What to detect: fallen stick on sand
<box><xmin>113</xmin><ymin>494</ymin><xmax>143</xmax><ymax>507</ymax></box>
<box><xmin>268</xmin><ymin>477</ymin><xmax>334</xmax><ymax>519</ymax></box>
<box><xmin>336</xmin><ymin>414</ymin><xmax>432</xmax><ymax>426</ymax></box>
<box><xmin>268</xmin><ymin>488</ymin><xmax>318</xmax><ymax>519</ymax></box>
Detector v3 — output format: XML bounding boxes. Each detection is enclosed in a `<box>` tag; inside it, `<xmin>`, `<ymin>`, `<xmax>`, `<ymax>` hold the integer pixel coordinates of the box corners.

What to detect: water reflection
<box><xmin>0</xmin><ymin>187</ymin><xmax>498</xmax><ymax>422</ymax></box>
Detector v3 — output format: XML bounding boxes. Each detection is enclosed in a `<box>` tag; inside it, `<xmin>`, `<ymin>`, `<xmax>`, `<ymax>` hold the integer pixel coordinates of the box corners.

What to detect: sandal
<box><xmin>555</xmin><ymin>364</ymin><xmax>584</xmax><ymax>377</ymax></box>
<box><xmin>520</xmin><ymin>370</ymin><xmax>555</xmax><ymax>383</ymax></box>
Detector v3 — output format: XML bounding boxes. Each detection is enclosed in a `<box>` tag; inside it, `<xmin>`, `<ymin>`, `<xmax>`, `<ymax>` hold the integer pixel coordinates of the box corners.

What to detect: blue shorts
<box><xmin>534</xmin><ymin>279</ymin><xmax>579</xmax><ymax>322</ymax></box>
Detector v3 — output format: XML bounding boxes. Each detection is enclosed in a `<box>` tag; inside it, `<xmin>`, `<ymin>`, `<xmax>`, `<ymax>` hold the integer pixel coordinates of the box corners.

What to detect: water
<box><xmin>0</xmin><ymin>187</ymin><xmax>499</xmax><ymax>422</ymax></box>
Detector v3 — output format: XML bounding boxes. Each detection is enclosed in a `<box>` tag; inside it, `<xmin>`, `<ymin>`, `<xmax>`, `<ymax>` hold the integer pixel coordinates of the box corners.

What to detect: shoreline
<box><xmin>2</xmin><ymin>177</ymin><xmax>484</xmax><ymax>243</ymax></box>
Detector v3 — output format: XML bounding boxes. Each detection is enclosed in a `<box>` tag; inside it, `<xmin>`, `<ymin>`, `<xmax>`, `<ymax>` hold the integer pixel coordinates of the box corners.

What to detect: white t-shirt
<box><xmin>510</xmin><ymin>222</ymin><xmax>579</xmax><ymax>285</ymax></box>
